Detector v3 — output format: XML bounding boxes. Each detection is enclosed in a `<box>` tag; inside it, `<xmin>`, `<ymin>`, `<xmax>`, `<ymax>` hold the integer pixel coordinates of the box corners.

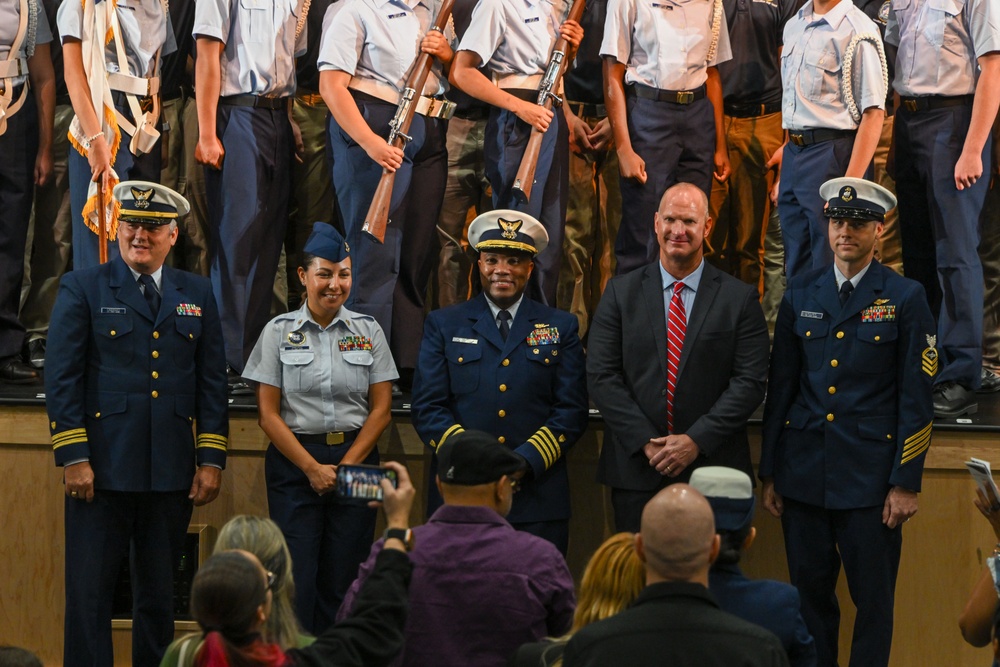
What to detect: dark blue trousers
<box><xmin>777</xmin><ymin>136</ymin><xmax>854</xmax><ymax>279</ymax></box>
<box><xmin>64</xmin><ymin>491</ymin><xmax>192</xmax><ymax>667</ymax></box>
<box><xmin>68</xmin><ymin>100</ymin><xmax>161</xmax><ymax>270</ymax></box>
<box><xmin>484</xmin><ymin>106</ymin><xmax>568</xmax><ymax>305</ymax></box>
<box><xmin>0</xmin><ymin>92</ymin><xmax>37</xmax><ymax>358</ymax></box>
<box><xmin>895</xmin><ymin>104</ymin><xmax>988</xmax><ymax>388</ymax></box>
<box><xmin>265</xmin><ymin>440</ymin><xmax>378</xmax><ymax>634</ymax></box>
<box><xmin>328</xmin><ymin>95</ymin><xmax>446</xmax><ymax>370</ymax></box>
<box><xmin>615</xmin><ymin>92</ymin><xmax>715</xmax><ymax>276</ymax></box>
<box><xmin>205</xmin><ymin>105</ymin><xmax>292</xmax><ymax>373</ymax></box>
<box><xmin>781</xmin><ymin>499</ymin><xmax>901</xmax><ymax>667</ymax></box>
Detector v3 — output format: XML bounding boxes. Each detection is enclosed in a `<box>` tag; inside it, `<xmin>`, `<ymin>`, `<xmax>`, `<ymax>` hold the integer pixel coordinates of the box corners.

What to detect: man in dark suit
<box><xmin>690</xmin><ymin>466</ymin><xmax>817</xmax><ymax>667</ymax></box>
<box><xmin>45</xmin><ymin>182</ymin><xmax>229</xmax><ymax>667</ymax></box>
<box><xmin>587</xmin><ymin>182</ymin><xmax>770</xmax><ymax>532</ymax></box>
<box><xmin>760</xmin><ymin>177</ymin><xmax>935</xmax><ymax>667</ymax></box>
<box><xmin>412</xmin><ymin>210</ymin><xmax>589</xmax><ymax>554</ymax></box>
<box><xmin>562</xmin><ymin>484</ymin><xmax>789</xmax><ymax>667</ymax></box>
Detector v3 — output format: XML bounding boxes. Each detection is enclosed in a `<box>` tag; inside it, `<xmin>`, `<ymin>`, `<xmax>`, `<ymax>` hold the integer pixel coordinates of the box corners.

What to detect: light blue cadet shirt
<box><xmin>58</xmin><ymin>0</ymin><xmax>177</xmax><ymax>78</ymax></box>
<box><xmin>0</xmin><ymin>0</ymin><xmax>53</xmax><ymax>88</ymax></box>
<box><xmin>317</xmin><ymin>0</ymin><xmax>448</xmax><ymax>96</ymax></box>
<box><xmin>600</xmin><ymin>0</ymin><xmax>733</xmax><ymax>91</ymax></box>
<box><xmin>243</xmin><ymin>302</ymin><xmax>399</xmax><ymax>434</ymax></box>
<box><xmin>885</xmin><ymin>0</ymin><xmax>1000</xmax><ymax>96</ymax></box>
<box><xmin>193</xmin><ymin>0</ymin><xmax>307</xmax><ymax>97</ymax></box>
<box><xmin>457</xmin><ymin>0</ymin><xmax>571</xmax><ymax>79</ymax></box>
<box><xmin>780</xmin><ymin>0</ymin><xmax>887</xmax><ymax>131</ymax></box>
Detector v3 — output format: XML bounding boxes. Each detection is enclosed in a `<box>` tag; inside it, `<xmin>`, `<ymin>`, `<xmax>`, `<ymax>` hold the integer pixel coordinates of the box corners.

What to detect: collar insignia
<box><xmin>498</xmin><ymin>217</ymin><xmax>523</xmax><ymax>240</ymax></box>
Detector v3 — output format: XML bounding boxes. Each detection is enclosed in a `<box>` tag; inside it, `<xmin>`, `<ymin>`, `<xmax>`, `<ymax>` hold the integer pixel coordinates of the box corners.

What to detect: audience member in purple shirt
<box><xmin>338</xmin><ymin>431</ymin><xmax>577</xmax><ymax>667</ymax></box>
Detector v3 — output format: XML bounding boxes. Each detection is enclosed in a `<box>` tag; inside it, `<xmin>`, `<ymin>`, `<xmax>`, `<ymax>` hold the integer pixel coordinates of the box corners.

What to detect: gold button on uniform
<box><xmin>152</xmin><ymin>371</ymin><xmax>159</xmax><ymax>379</ymax></box>
<box><xmin>836</xmin><ymin>331</ymin><xmax>845</xmax><ymax>339</ymax></box>
<box><xmin>552</xmin><ymin>350</ymin><xmax>558</xmax><ymax>356</ymax></box>
<box><xmin>499</xmin><ymin>384</ymin><xmax>507</xmax><ymax>392</ymax></box>
<box><xmin>805</xmin><ymin>331</ymin><xmax>811</xmax><ymax>337</ymax></box>
<box><xmin>544</xmin><ymin>359</ymin><xmax>550</xmax><ymax>364</ymax></box>
<box><xmin>828</xmin><ymin>386</ymin><xmax>836</xmax><ymax>394</ymax></box>
<box><xmin>458</xmin><ymin>356</ymin><xmax>464</xmax><ymax>363</ymax></box>
<box><xmin>502</xmin><ymin>359</ymin><xmax>510</xmax><ymax>366</ymax></box>
<box><xmin>533</xmin><ymin>349</ymin><xmax>539</xmax><ymax>355</ymax></box>
<box><xmin>887</xmin><ymin>434</ymin><xmax>892</xmax><ymax>440</ymax></box>
<box><xmin>151</xmin><ymin>391</ymin><xmax>159</xmax><ymax>398</ymax></box>
<box><xmin>189</xmin><ymin>333</ymin><xmax>194</xmax><ymax>339</ymax></box>
<box><xmin>498</xmin><ymin>436</ymin><xmax>506</xmax><ymax>444</ymax></box>
<box><xmin>498</xmin><ymin>410</ymin><xmax>506</xmax><ymax>418</ymax></box>
<box><xmin>826</xmin><ymin>413</ymin><xmax>834</xmax><ymax>422</ymax></box>
<box><xmin>110</xmin><ymin>330</ymin><xmax>116</xmax><ymax>336</ymax></box>
<box><xmin>95</xmin><ymin>412</ymin><xmax>101</xmax><ymax>418</ymax></box>
<box><xmin>830</xmin><ymin>359</ymin><xmax>838</xmax><ymax>368</ymax></box>
<box><xmin>152</xmin><ymin>351</ymin><xmax>159</xmax><ymax>359</ymax></box>
<box><xmin>153</xmin><ymin>331</ymin><xmax>160</xmax><ymax>339</ymax></box>
<box><xmin>874</xmin><ymin>335</ymin><xmax>881</xmax><ymax>341</ymax></box>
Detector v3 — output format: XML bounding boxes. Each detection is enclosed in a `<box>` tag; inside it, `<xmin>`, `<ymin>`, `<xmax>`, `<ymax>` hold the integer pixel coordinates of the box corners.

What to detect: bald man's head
<box><xmin>636</xmin><ymin>484</ymin><xmax>719</xmax><ymax>584</ymax></box>
<box><xmin>654</xmin><ymin>183</ymin><xmax>711</xmax><ymax>274</ymax></box>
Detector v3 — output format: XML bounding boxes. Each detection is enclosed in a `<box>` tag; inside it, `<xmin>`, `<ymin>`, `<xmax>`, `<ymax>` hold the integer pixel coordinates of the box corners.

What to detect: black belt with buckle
<box><xmin>454</xmin><ymin>105</ymin><xmax>490</xmax><ymax>121</ymax></box>
<box><xmin>220</xmin><ymin>94</ymin><xmax>289</xmax><ymax>110</ymax></box>
<box><xmin>788</xmin><ymin>128</ymin><xmax>855</xmax><ymax>147</ymax></box>
<box><xmin>724</xmin><ymin>100</ymin><xmax>782</xmax><ymax>118</ymax></box>
<box><xmin>899</xmin><ymin>95</ymin><xmax>974</xmax><ymax>113</ymax></box>
<box><xmin>629</xmin><ymin>83</ymin><xmax>706</xmax><ymax>105</ymax></box>
<box><xmin>506</xmin><ymin>88</ymin><xmax>539</xmax><ymax>103</ymax></box>
<box><xmin>567</xmin><ymin>101</ymin><xmax>607</xmax><ymax>118</ymax></box>
<box><xmin>295</xmin><ymin>430</ymin><xmax>360</xmax><ymax>446</ymax></box>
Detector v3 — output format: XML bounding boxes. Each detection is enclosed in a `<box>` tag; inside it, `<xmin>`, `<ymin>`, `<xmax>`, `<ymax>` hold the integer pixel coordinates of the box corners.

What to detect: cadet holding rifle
<box><xmin>319</xmin><ymin>0</ymin><xmax>455</xmax><ymax>380</ymax></box>
<box><xmin>450</xmin><ymin>0</ymin><xmax>584</xmax><ymax>306</ymax></box>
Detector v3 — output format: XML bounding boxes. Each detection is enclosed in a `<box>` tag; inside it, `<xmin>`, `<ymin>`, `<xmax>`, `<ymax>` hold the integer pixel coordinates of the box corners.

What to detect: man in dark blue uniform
<box><xmin>690</xmin><ymin>466</ymin><xmax>817</xmax><ymax>667</ymax></box>
<box><xmin>411</xmin><ymin>210</ymin><xmax>589</xmax><ymax>554</ymax></box>
<box><xmin>45</xmin><ymin>181</ymin><xmax>229</xmax><ymax>667</ymax></box>
<box><xmin>760</xmin><ymin>177</ymin><xmax>935</xmax><ymax>667</ymax></box>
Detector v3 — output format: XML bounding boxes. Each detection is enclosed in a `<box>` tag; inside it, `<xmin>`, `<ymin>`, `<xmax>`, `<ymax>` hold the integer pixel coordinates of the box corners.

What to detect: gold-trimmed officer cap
<box><xmin>113</xmin><ymin>180</ymin><xmax>190</xmax><ymax>225</ymax></box>
<box><xmin>468</xmin><ymin>209</ymin><xmax>549</xmax><ymax>256</ymax></box>
<box><xmin>820</xmin><ymin>177</ymin><xmax>896</xmax><ymax>222</ymax></box>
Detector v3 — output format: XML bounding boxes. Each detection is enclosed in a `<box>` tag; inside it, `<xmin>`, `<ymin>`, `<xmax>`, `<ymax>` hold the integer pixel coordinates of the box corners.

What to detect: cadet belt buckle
<box><xmin>903</xmin><ymin>98</ymin><xmax>919</xmax><ymax>112</ymax></box>
<box><xmin>676</xmin><ymin>91</ymin><xmax>694</xmax><ymax>104</ymax></box>
<box><xmin>790</xmin><ymin>133</ymin><xmax>805</xmax><ymax>147</ymax></box>
<box><xmin>325</xmin><ymin>432</ymin><xmax>345</xmax><ymax>445</ymax></box>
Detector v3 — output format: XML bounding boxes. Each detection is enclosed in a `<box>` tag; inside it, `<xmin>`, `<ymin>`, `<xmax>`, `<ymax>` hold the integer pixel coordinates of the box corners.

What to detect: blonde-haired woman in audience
<box><xmin>212</xmin><ymin>515</ymin><xmax>312</xmax><ymax>650</ymax></box>
<box><xmin>509</xmin><ymin>532</ymin><xmax>645</xmax><ymax>666</ymax></box>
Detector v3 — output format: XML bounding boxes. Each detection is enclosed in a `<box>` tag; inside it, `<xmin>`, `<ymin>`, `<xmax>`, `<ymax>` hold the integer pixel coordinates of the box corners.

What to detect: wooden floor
<box><xmin>2</xmin><ymin>389</ymin><xmax>999</xmax><ymax>666</ymax></box>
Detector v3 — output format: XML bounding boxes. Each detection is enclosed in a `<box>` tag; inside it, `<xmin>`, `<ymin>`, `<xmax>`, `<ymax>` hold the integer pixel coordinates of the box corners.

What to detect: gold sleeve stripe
<box><xmin>436</xmin><ymin>424</ymin><xmax>465</xmax><ymax>451</ymax></box>
<box><xmin>197</xmin><ymin>434</ymin><xmax>229</xmax><ymax>445</ymax></box>
<box><xmin>900</xmin><ymin>438</ymin><xmax>930</xmax><ymax>465</ymax></box>
<box><xmin>52</xmin><ymin>428</ymin><xmax>87</xmax><ymax>443</ymax></box>
<box><xmin>539</xmin><ymin>427</ymin><xmax>562</xmax><ymax>459</ymax></box>
<box><xmin>197</xmin><ymin>442</ymin><xmax>228</xmax><ymax>452</ymax></box>
<box><xmin>902</xmin><ymin>430</ymin><xmax>931</xmax><ymax>455</ymax></box>
<box><xmin>529</xmin><ymin>435</ymin><xmax>556</xmax><ymax>468</ymax></box>
<box><xmin>53</xmin><ymin>436</ymin><xmax>88</xmax><ymax>450</ymax></box>
<box><xmin>903</xmin><ymin>422</ymin><xmax>933</xmax><ymax>447</ymax></box>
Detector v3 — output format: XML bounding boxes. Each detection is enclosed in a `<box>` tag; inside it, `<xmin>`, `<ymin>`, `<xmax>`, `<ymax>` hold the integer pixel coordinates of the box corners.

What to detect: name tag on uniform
<box><xmin>800</xmin><ymin>311</ymin><xmax>824</xmax><ymax>320</ymax></box>
<box><xmin>524</xmin><ymin>16</ymin><xmax>540</xmax><ymax>22</ymax></box>
<box><xmin>100</xmin><ymin>307</ymin><xmax>127</xmax><ymax>314</ymax></box>
<box><xmin>387</xmin><ymin>11</ymin><xmax>406</xmax><ymax>18</ymax></box>
<box><xmin>452</xmin><ymin>337</ymin><xmax>478</xmax><ymax>344</ymax></box>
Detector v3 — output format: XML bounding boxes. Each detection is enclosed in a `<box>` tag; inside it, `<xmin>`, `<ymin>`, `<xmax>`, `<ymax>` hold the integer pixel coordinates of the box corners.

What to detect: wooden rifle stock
<box><xmin>363</xmin><ymin>0</ymin><xmax>456</xmax><ymax>243</ymax></box>
<box><xmin>511</xmin><ymin>0</ymin><xmax>587</xmax><ymax>203</ymax></box>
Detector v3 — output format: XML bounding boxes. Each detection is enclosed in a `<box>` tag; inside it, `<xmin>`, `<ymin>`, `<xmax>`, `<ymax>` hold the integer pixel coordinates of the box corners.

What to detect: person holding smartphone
<box><xmin>243</xmin><ymin>222</ymin><xmax>398</xmax><ymax>635</ymax></box>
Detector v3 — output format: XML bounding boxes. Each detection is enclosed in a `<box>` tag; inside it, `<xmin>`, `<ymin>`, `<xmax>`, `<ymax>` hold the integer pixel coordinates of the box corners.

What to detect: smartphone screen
<box><xmin>335</xmin><ymin>464</ymin><xmax>398</xmax><ymax>501</ymax></box>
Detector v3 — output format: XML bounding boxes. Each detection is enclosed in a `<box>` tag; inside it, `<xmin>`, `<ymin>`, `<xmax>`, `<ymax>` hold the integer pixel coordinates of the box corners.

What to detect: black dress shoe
<box><xmin>979</xmin><ymin>367</ymin><xmax>1000</xmax><ymax>394</ymax></box>
<box><xmin>933</xmin><ymin>382</ymin><xmax>978</xmax><ymax>418</ymax></box>
<box><xmin>0</xmin><ymin>356</ymin><xmax>41</xmax><ymax>384</ymax></box>
<box><xmin>27</xmin><ymin>338</ymin><xmax>46</xmax><ymax>369</ymax></box>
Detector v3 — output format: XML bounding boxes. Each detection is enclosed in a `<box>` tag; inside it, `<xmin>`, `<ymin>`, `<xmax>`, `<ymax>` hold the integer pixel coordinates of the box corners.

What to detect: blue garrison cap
<box><xmin>303</xmin><ymin>222</ymin><xmax>350</xmax><ymax>263</ymax></box>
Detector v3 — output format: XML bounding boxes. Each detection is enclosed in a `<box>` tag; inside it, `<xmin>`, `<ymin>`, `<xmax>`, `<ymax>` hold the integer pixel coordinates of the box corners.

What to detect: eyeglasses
<box><xmin>509</xmin><ymin>478</ymin><xmax>522</xmax><ymax>494</ymax></box>
<box><xmin>265</xmin><ymin>571</ymin><xmax>276</xmax><ymax>590</ymax></box>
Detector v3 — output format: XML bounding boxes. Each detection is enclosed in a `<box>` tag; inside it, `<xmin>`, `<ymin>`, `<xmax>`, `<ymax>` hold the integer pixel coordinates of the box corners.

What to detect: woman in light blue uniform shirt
<box><xmin>243</xmin><ymin>221</ymin><xmax>398</xmax><ymax>634</ymax></box>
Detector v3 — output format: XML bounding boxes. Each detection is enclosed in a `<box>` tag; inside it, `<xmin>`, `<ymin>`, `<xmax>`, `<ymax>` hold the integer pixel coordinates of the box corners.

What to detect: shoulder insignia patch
<box><xmin>922</xmin><ymin>334</ymin><xmax>938</xmax><ymax>377</ymax></box>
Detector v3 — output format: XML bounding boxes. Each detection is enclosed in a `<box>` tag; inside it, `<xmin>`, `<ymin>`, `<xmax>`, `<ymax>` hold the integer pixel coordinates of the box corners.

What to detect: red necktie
<box><xmin>666</xmin><ymin>282</ymin><xmax>687</xmax><ymax>434</ymax></box>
